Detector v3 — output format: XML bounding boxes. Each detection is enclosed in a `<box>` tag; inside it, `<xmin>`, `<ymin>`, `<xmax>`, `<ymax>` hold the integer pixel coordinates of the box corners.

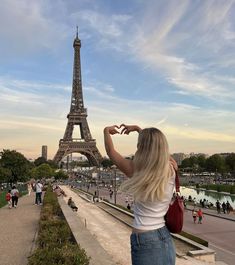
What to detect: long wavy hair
<box><xmin>120</xmin><ymin>127</ymin><xmax>173</xmax><ymax>202</ymax></box>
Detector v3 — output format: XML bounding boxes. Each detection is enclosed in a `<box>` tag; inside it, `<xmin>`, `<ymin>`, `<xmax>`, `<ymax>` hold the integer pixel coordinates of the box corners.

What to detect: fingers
<box><xmin>120</xmin><ymin>123</ymin><xmax>127</xmax><ymax>134</ymax></box>
<box><xmin>121</xmin><ymin>127</ymin><xmax>126</xmax><ymax>134</ymax></box>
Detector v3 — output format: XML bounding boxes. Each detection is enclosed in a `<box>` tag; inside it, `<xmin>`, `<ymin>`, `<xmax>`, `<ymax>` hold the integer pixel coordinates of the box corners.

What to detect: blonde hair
<box><xmin>120</xmin><ymin>128</ymin><xmax>173</xmax><ymax>202</ymax></box>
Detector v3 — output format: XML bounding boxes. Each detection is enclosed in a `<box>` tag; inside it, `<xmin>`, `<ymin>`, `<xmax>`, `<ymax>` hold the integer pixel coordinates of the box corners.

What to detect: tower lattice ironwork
<box><xmin>53</xmin><ymin>31</ymin><xmax>103</xmax><ymax>166</ymax></box>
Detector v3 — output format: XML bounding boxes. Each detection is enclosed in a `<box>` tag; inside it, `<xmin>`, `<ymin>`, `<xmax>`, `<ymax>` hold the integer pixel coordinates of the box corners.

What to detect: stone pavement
<box><xmin>0</xmin><ymin>193</ymin><xmax>41</xmax><ymax>265</ymax></box>
<box><xmin>61</xmin><ymin>186</ymin><xmax>226</xmax><ymax>265</ymax></box>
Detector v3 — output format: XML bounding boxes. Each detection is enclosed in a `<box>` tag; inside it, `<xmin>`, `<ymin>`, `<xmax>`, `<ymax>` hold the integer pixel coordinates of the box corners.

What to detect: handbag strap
<box><xmin>175</xmin><ymin>170</ymin><xmax>180</xmax><ymax>193</ymax></box>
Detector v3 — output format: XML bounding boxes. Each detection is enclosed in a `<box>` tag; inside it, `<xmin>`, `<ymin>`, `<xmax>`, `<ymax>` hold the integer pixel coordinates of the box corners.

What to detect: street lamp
<box><xmin>111</xmin><ymin>165</ymin><xmax>117</xmax><ymax>204</ymax></box>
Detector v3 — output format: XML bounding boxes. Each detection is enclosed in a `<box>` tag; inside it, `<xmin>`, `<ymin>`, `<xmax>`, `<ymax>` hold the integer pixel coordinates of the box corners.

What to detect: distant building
<box><xmin>41</xmin><ymin>145</ymin><xmax>48</xmax><ymax>160</ymax></box>
<box><xmin>172</xmin><ymin>153</ymin><xmax>188</xmax><ymax>165</ymax></box>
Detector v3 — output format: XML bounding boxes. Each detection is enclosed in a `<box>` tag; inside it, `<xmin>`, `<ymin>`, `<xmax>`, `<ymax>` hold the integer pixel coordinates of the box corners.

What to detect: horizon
<box><xmin>0</xmin><ymin>1</ymin><xmax>235</xmax><ymax>160</ymax></box>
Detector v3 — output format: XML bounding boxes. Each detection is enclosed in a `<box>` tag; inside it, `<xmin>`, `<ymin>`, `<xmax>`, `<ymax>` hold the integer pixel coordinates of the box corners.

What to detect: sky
<box><xmin>0</xmin><ymin>0</ymin><xmax>235</xmax><ymax>160</ymax></box>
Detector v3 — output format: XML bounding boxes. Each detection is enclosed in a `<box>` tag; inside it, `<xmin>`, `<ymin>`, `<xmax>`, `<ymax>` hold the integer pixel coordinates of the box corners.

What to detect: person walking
<box><xmin>222</xmin><ymin>202</ymin><xmax>226</xmax><ymax>214</ymax></box>
<box><xmin>192</xmin><ymin>209</ymin><xmax>197</xmax><ymax>224</ymax></box>
<box><xmin>104</xmin><ymin>124</ymin><xmax>176</xmax><ymax>265</ymax></box>
<box><xmin>5</xmin><ymin>190</ymin><xmax>12</xmax><ymax>209</ymax></box>
<box><xmin>11</xmin><ymin>186</ymin><xmax>19</xmax><ymax>208</ymax></box>
<box><xmin>34</xmin><ymin>180</ymin><xmax>43</xmax><ymax>205</ymax></box>
<box><xmin>216</xmin><ymin>200</ymin><xmax>221</xmax><ymax>214</ymax></box>
<box><xmin>197</xmin><ymin>208</ymin><xmax>203</xmax><ymax>224</ymax></box>
<box><xmin>226</xmin><ymin>201</ymin><xmax>231</xmax><ymax>214</ymax></box>
<box><xmin>27</xmin><ymin>182</ymin><xmax>32</xmax><ymax>196</ymax></box>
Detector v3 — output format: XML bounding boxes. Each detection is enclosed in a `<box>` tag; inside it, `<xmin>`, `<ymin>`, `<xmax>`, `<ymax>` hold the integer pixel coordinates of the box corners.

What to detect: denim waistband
<box><xmin>131</xmin><ymin>226</ymin><xmax>170</xmax><ymax>245</ymax></box>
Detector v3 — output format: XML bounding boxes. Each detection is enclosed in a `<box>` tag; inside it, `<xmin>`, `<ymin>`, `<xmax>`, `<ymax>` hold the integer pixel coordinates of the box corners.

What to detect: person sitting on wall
<box><xmin>68</xmin><ymin>197</ymin><xmax>78</xmax><ymax>212</ymax></box>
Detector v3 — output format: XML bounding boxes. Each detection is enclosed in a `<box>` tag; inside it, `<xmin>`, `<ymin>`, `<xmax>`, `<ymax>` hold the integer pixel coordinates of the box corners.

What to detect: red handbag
<box><xmin>165</xmin><ymin>170</ymin><xmax>184</xmax><ymax>233</ymax></box>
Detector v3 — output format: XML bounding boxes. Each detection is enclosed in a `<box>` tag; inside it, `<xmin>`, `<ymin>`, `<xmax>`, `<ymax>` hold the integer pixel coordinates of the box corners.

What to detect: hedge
<box><xmin>200</xmin><ymin>184</ymin><xmax>235</xmax><ymax>194</ymax></box>
<box><xmin>28</xmin><ymin>186</ymin><xmax>90</xmax><ymax>265</ymax></box>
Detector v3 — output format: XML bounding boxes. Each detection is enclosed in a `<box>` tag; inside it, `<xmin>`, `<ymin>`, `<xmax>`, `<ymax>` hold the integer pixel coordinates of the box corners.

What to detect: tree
<box><xmin>225</xmin><ymin>153</ymin><xmax>235</xmax><ymax>172</ymax></box>
<box><xmin>0</xmin><ymin>149</ymin><xmax>30</xmax><ymax>183</ymax></box>
<box><xmin>31</xmin><ymin>163</ymin><xmax>54</xmax><ymax>179</ymax></box>
<box><xmin>34</xmin><ymin>156</ymin><xmax>47</xmax><ymax>167</ymax></box>
<box><xmin>181</xmin><ymin>156</ymin><xmax>198</xmax><ymax>169</ymax></box>
<box><xmin>197</xmin><ymin>155</ymin><xmax>206</xmax><ymax>171</ymax></box>
<box><xmin>101</xmin><ymin>158</ymin><xmax>113</xmax><ymax>168</ymax></box>
<box><xmin>205</xmin><ymin>154</ymin><xmax>226</xmax><ymax>173</ymax></box>
<box><xmin>54</xmin><ymin>170</ymin><xmax>68</xmax><ymax>180</ymax></box>
<box><xmin>47</xmin><ymin>159</ymin><xmax>58</xmax><ymax>169</ymax></box>
<box><xmin>0</xmin><ymin>167</ymin><xmax>11</xmax><ymax>183</ymax></box>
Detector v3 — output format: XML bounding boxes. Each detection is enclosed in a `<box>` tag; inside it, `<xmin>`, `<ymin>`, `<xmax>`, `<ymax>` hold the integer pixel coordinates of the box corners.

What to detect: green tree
<box><xmin>54</xmin><ymin>170</ymin><xmax>68</xmax><ymax>180</ymax></box>
<box><xmin>225</xmin><ymin>153</ymin><xmax>235</xmax><ymax>172</ymax></box>
<box><xmin>205</xmin><ymin>154</ymin><xmax>226</xmax><ymax>173</ymax></box>
<box><xmin>0</xmin><ymin>149</ymin><xmax>30</xmax><ymax>183</ymax></box>
<box><xmin>181</xmin><ymin>156</ymin><xmax>198</xmax><ymax>169</ymax></box>
<box><xmin>31</xmin><ymin>163</ymin><xmax>54</xmax><ymax>179</ymax></box>
<box><xmin>0</xmin><ymin>167</ymin><xmax>11</xmax><ymax>183</ymax></box>
<box><xmin>101</xmin><ymin>158</ymin><xmax>113</xmax><ymax>168</ymax></box>
<box><xmin>34</xmin><ymin>156</ymin><xmax>47</xmax><ymax>167</ymax></box>
<box><xmin>197</xmin><ymin>155</ymin><xmax>206</xmax><ymax>171</ymax></box>
<box><xmin>47</xmin><ymin>160</ymin><xmax>58</xmax><ymax>169</ymax></box>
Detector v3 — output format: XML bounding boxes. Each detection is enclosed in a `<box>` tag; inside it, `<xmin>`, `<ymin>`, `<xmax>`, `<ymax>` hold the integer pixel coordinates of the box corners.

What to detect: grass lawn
<box><xmin>0</xmin><ymin>189</ymin><xmax>28</xmax><ymax>208</ymax></box>
<box><xmin>0</xmin><ymin>191</ymin><xmax>7</xmax><ymax>208</ymax></box>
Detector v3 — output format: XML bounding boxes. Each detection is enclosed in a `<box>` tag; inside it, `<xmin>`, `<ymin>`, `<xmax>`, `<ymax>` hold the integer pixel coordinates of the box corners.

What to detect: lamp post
<box><xmin>111</xmin><ymin>165</ymin><xmax>117</xmax><ymax>204</ymax></box>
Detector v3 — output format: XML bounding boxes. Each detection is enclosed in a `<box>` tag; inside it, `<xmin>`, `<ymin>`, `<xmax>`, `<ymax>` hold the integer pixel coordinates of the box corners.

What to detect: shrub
<box><xmin>28</xmin><ymin>186</ymin><xmax>90</xmax><ymax>265</ymax></box>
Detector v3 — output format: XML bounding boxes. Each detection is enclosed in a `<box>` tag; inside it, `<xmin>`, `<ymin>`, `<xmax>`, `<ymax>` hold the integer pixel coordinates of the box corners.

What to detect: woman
<box><xmin>11</xmin><ymin>185</ymin><xmax>20</xmax><ymax>208</ymax></box>
<box><xmin>104</xmin><ymin>124</ymin><xmax>176</xmax><ymax>265</ymax></box>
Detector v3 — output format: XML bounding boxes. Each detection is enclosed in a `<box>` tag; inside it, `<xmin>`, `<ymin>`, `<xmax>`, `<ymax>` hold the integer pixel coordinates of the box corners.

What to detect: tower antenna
<box><xmin>76</xmin><ymin>25</ymin><xmax>78</xmax><ymax>38</ymax></box>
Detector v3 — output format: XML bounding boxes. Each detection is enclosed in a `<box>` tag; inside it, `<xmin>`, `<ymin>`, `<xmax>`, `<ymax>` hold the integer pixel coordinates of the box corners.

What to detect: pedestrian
<box><xmin>34</xmin><ymin>180</ymin><xmax>43</xmax><ymax>205</ymax></box>
<box><xmin>11</xmin><ymin>186</ymin><xmax>20</xmax><ymax>208</ymax></box>
<box><xmin>192</xmin><ymin>210</ymin><xmax>197</xmax><ymax>224</ymax></box>
<box><xmin>222</xmin><ymin>202</ymin><xmax>226</xmax><ymax>214</ymax></box>
<box><xmin>216</xmin><ymin>200</ymin><xmax>221</xmax><ymax>214</ymax></box>
<box><xmin>27</xmin><ymin>182</ymin><xmax>32</xmax><ymax>196</ymax></box>
<box><xmin>125</xmin><ymin>195</ymin><xmax>129</xmax><ymax>203</ymax></box>
<box><xmin>109</xmin><ymin>189</ymin><xmax>113</xmax><ymax>200</ymax></box>
<box><xmin>197</xmin><ymin>208</ymin><xmax>203</xmax><ymax>224</ymax></box>
<box><xmin>5</xmin><ymin>190</ymin><xmax>12</xmax><ymax>209</ymax></box>
<box><xmin>127</xmin><ymin>203</ymin><xmax>131</xmax><ymax>210</ymax></box>
<box><xmin>226</xmin><ymin>201</ymin><xmax>231</xmax><ymax>214</ymax></box>
<box><xmin>104</xmin><ymin>124</ymin><xmax>177</xmax><ymax>265</ymax></box>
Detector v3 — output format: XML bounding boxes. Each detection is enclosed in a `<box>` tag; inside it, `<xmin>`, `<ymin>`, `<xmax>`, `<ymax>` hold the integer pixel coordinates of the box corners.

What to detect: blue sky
<box><xmin>0</xmin><ymin>0</ymin><xmax>235</xmax><ymax>159</ymax></box>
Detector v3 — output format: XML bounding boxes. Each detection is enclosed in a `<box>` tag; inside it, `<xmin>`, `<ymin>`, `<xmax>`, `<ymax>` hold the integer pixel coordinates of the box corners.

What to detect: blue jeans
<box><xmin>131</xmin><ymin>226</ymin><xmax>175</xmax><ymax>265</ymax></box>
<box><xmin>35</xmin><ymin>192</ymin><xmax>42</xmax><ymax>205</ymax></box>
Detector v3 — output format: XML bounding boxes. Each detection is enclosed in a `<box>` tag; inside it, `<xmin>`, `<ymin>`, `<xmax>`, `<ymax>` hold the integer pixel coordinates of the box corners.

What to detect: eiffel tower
<box><xmin>53</xmin><ymin>29</ymin><xmax>103</xmax><ymax>166</ymax></box>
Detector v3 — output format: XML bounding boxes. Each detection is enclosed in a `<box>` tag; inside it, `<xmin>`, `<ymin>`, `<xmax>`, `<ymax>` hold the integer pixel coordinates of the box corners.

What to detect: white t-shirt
<box><xmin>11</xmin><ymin>188</ymin><xmax>19</xmax><ymax>196</ymax></box>
<box><xmin>133</xmin><ymin>173</ymin><xmax>175</xmax><ymax>231</ymax></box>
<box><xmin>35</xmin><ymin>183</ymin><xmax>43</xmax><ymax>193</ymax></box>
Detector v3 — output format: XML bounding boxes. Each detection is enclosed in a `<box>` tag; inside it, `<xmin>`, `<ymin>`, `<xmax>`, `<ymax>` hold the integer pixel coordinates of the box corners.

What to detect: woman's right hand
<box><xmin>120</xmin><ymin>124</ymin><xmax>141</xmax><ymax>135</ymax></box>
<box><xmin>104</xmin><ymin>125</ymin><xmax>120</xmax><ymax>135</ymax></box>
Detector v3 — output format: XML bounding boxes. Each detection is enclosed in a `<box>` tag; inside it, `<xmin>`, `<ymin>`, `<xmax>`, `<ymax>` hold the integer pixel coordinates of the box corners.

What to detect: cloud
<box><xmin>73</xmin><ymin>1</ymin><xmax>235</xmax><ymax>102</ymax></box>
<box><xmin>0</xmin><ymin>0</ymin><xmax>70</xmax><ymax>58</ymax></box>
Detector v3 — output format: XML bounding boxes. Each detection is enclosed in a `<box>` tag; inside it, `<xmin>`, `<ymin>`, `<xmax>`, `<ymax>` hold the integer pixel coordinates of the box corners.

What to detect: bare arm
<box><xmin>104</xmin><ymin>125</ymin><xmax>134</xmax><ymax>177</ymax></box>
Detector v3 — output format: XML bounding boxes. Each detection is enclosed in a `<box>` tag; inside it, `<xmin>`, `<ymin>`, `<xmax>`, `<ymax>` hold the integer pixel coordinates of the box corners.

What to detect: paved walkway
<box><xmin>0</xmin><ymin>193</ymin><xmax>41</xmax><ymax>265</ymax></box>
